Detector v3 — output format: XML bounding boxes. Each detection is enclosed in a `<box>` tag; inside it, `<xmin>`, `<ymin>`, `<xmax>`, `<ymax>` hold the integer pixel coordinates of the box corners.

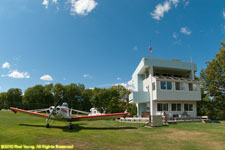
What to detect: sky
<box><xmin>0</xmin><ymin>0</ymin><xmax>224</xmax><ymax>92</ymax></box>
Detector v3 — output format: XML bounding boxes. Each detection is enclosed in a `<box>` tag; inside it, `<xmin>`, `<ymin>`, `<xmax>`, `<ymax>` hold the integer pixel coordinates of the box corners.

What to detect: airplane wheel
<box><xmin>69</xmin><ymin>124</ymin><xmax>73</xmax><ymax>130</ymax></box>
<box><xmin>46</xmin><ymin>123</ymin><xmax>50</xmax><ymax>128</ymax></box>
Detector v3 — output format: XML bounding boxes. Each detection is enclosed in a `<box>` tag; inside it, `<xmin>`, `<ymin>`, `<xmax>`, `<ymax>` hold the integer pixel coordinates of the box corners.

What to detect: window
<box><xmin>146</xmin><ymin>103</ymin><xmax>150</xmax><ymax>112</ymax></box>
<box><xmin>171</xmin><ymin>103</ymin><xmax>181</xmax><ymax>111</ymax></box>
<box><xmin>193</xmin><ymin>84</ymin><xmax>198</xmax><ymax>91</ymax></box>
<box><xmin>175</xmin><ymin>82</ymin><xmax>185</xmax><ymax>90</ymax></box>
<box><xmin>160</xmin><ymin>82</ymin><xmax>166</xmax><ymax>90</ymax></box>
<box><xmin>157</xmin><ymin>103</ymin><xmax>168</xmax><ymax>111</ymax></box>
<box><xmin>189</xmin><ymin>83</ymin><xmax>193</xmax><ymax>91</ymax></box>
<box><xmin>175</xmin><ymin>82</ymin><xmax>180</xmax><ymax>90</ymax></box>
<box><xmin>184</xmin><ymin>104</ymin><xmax>193</xmax><ymax>111</ymax></box>
<box><xmin>167</xmin><ymin>82</ymin><xmax>172</xmax><ymax>90</ymax></box>
<box><xmin>152</xmin><ymin>82</ymin><xmax>155</xmax><ymax>91</ymax></box>
<box><xmin>160</xmin><ymin>81</ymin><xmax>172</xmax><ymax>90</ymax></box>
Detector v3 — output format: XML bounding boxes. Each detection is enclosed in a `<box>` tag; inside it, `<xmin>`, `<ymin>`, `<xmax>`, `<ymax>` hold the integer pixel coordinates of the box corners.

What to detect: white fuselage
<box><xmin>49</xmin><ymin>106</ymin><xmax>71</xmax><ymax>121</ymax></box>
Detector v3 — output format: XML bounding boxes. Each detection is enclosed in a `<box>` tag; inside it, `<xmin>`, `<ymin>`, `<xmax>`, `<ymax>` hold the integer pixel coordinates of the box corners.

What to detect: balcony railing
<box><xmin>129</xmin><ymin>91</ymin><xmax>150</xmax><ymax>103</ymax></box>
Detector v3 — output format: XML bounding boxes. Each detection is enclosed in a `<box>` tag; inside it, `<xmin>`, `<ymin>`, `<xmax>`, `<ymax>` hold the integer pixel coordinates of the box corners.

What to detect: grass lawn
<box><xmin>0</xmin><ymin>111</ymin><xmax>225</xmax><ymax>150</ymax></box>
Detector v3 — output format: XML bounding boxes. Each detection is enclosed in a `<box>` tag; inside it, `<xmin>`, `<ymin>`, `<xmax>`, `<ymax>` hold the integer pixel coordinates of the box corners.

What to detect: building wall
<box><xmin>155</xmin><ymin>81</ymin><xmax>201</xmax><ymax>101</ymax></box>
<box><xmin>152</xmin><ymin>101</ymin><xmax>197</xmax><ymax>118</ymax></box>
<box><xmin>136</xmin><ymin>101</ymin><xmax>197</xmax><ymax>118</ymax></box>
<box><xmin>137</xmin><ymin>103</ymin><xmax>147</xmax><ymax>117</ymax></box>
<box><xmin>133</xmin><ymin>74</ymin><xmax>144</xmax><ymax>91</ymax></box>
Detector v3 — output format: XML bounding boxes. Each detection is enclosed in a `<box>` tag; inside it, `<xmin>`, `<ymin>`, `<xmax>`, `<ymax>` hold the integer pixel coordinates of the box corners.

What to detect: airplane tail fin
<box><xmin>10</xmin><ymin>107</ymin><xmax>17</xmax><ymax>114</ymax></box>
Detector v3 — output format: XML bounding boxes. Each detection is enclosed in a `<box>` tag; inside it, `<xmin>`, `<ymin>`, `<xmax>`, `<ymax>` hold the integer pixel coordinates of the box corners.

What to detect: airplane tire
<box><xmin>46</xmin><ymin>123</ymin><xmax>50</xmax><ymax>128</ymax></box>
<box><xmin>69</xmin><ymin>124</ymin><xmax>73</xmax><ymax>130</ymax></box>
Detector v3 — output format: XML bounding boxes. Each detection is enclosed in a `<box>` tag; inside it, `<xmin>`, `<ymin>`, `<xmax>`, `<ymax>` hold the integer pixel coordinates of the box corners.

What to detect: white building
<box><xmin>129</xmin><ymin>57</ymin><xmax>201</xmax><ymax>119</ymax></box>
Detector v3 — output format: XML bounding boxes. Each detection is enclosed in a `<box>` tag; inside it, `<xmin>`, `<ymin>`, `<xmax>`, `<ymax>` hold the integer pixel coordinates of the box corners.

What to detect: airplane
<box><xmin>10</xmin><ymin>98</ymin><xmax>127</xmax><ymax>130</ymax></box>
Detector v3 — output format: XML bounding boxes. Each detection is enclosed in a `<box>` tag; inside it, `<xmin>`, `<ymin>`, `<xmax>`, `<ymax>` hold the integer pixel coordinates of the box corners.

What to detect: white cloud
<box><xmin>42</xmin><ymin>0</ymin><xmax>49</xmax><ymax>8</ymax></box>
<box><xmin>172</xmin><ymin>32</ymin><xmax>178</xmax><ymax>39</ymax></box>
<box><xmin>7</xmin><ymin>70</ymin><xmax>30</xmax><ymax>79</ymax></box>
<box><xmin>151</xmin><ymin>0</ymin><xmax>181</xmax><ymax>20</ymax></box>
<box><xmin>151</xmin><ymin>1</ymin><xmax>171</xmax><ymax>20</ymax></box>
<box><xmin>114</xmin><ymin>79</ymin><xmax>135</xmax><ymax>91</ymax></box>
<box><xmin>128</xmin><ymin>79</ymin><xmax>134</xmax><ymax>86</ymax></box>
<box><xmin>52</xmin><ymin>0</ymin><xmax>57</xmax><ymax>4</ymax></box>
<box><xmin>83</xmin><ymin>74</ymin><xmax>92</xmax><ymax>78</ymax></box>
<box><xmin>2</xmin><ymin>62</ymin><xmax>10</xmax><ymax>69</ymax></box>
<box><xmin>45</xmin><ymin>82</ymin><xmax>51</xmax><ymax>85</ymax></box>
<box><xmin>116</xmin><ymin>77</ymin><xmax>121</xmax><ymax>81</ymax></box>
<box><xmin>170</xmin><ymin>0</ymin><xmax>179</xmax><ymax>7</ymax></box>
<box><xmin>70</xmin><ymin>0</ymin><xmax>98</xmax><ymax>16</ymax></box>
<box><xmin>40</xmin><ymin>75</ymin><xmax>53</xmax><ymax>81</ymax></box>
<box><xmin>223</xmin><ymin>10</ymin><xmax>225</xmax><ymax>19</ymax></box>
<box><xmin>180</xmin><ymin>27</ymin><xmax>192</xmax><ymax>35</ymax></box>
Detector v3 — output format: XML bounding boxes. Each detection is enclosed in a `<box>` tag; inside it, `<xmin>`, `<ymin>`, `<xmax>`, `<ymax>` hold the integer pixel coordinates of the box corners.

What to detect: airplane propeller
<box><xmin>46</xmin><ymin>95</ymin><xmax>63</xmax><ymax>128</ymax></box>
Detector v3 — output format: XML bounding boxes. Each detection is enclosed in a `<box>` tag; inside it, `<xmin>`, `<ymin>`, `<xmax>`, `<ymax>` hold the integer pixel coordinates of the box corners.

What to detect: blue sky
<box><xmin>0</xmin><ymin>0</ymin><xmax>224</xmax><ymax>92</ymax></box>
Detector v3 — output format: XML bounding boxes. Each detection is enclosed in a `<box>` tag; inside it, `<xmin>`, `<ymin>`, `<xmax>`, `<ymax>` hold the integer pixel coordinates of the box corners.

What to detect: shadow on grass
<box><xmin>19</xmin><ymin>124</ymin><xmax>138</xmax><ymax>132</ymax></box>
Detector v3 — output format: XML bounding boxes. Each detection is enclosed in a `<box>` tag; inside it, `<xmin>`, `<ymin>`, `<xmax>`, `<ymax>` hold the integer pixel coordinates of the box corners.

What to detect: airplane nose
<box><xmin>55</xmin><ymin>107</ymin><xmax>61</xmax><ymax>114</ymax></box>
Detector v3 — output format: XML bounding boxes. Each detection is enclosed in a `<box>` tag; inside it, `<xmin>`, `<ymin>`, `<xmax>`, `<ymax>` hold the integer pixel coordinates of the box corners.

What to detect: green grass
<box><xmin>0</xmin><ymin>111</ymin><xmax>225</xmax><ymax>150</ymax></box>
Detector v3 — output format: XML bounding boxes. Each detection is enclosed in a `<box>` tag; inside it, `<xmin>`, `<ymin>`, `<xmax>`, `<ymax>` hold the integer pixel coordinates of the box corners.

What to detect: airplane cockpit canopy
<box><xmin>61</xmin><ymin>102</ymin><xmax>68</xmax><ymax>108</ymax></box>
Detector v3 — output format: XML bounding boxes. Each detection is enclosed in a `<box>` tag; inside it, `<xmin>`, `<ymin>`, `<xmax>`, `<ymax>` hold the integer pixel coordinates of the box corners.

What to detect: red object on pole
<box><xmin>149</xmin><ymin>46</ymin><xmax>152</xmax><ymax>54</ymax></box>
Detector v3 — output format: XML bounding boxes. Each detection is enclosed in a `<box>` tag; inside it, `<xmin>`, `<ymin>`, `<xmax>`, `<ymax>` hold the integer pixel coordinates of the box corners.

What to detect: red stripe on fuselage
<box><xmin>61</xmin><ymin>108</ymin><xmax>67</xmax><ymax>113</ymax></box>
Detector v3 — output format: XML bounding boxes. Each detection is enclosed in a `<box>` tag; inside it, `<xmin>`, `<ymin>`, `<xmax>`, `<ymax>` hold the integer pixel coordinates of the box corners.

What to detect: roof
<box><xmin>132</xmin><ymin>57</ymin><xmax>197</xmax><ymax>77</ymax></box>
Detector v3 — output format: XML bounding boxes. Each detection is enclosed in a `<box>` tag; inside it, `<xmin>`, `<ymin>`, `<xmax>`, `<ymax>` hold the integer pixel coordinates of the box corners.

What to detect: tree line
<box><xmin>0</xmin><ymin>83</ymin><xmax>137</xmax><ymax>115</ymax></box>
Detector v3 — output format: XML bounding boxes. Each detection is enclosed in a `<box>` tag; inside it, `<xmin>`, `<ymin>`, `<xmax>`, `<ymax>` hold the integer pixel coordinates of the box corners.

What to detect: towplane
<box><xmin>10</xmin><ymin>98</ymin><xmax>127</xmax><ymax>129</ymax></box>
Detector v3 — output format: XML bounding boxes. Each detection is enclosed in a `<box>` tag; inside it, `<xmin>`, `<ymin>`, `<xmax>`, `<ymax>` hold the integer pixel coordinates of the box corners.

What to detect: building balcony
<box><xmin>152</xmin><ymin>79</ymin><xmax>201</xmax><ymax>101</ymax></box>
<box><xmin>129</xmin><ymin>91</ymin><xmax>150</xmax><ymax>103</ymax></box>
<box><xmin>154</xmin><ymin>90</ymin><xmax>201</xmax><ymax>101</ymax></box>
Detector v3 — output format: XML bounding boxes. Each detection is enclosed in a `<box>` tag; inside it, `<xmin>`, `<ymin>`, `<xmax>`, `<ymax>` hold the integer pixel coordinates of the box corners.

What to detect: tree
<box><xmin>200</xmin><ymin>41</ymin><xmax>225</xmax><ymax>119</ymax></box>
<box><xmin>91</xmin><ymin>87</ymin><xmax>126</xmax><ymax>113</ymax></box>
<box><xmin>6</xmin><ymin>88</ymin><xmax>23</xmax><ymax>108</ymax></box>
<box><xmin>111</xmin><ymin>85</ymin><xmax>131</xmax><ymax>103</ymax></box>
<box><xmin>0</xmin><ymin>92</ymin><xmax>7</xmax><ymax>109</ymax></box>
<box><xmin>64</xmin><ymin>83</ymin><xmax>85</xmax><ymax>109</ymax></box>
<box><xmin>81</xmin><ymin>89</ymin><xmax>94</xmax><ymax>111</ymax></box>
<box><xmin>52</xmin><ymin>83</ymin><xmax>66</xmax><ymax>104</ymax></box>
<box><xmin>23</xmin><ymin>85</ymin><xmax>54</xmax><ymax>109</ymax></box>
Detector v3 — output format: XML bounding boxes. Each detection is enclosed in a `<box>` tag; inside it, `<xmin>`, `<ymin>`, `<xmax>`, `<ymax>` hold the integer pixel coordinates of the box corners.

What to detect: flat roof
<box><xmin>132</xmin><ymin>57</ymin><xmax>197</xmax><ymax>77</ymax></box>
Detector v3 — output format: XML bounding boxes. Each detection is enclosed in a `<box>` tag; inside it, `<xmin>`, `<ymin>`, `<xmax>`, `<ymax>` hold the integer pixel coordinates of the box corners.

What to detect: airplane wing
<box><xmin>10</xmin><ymin>107</ymin><xmax>48</xmax><ymax>118</ymax></box>
<box><xmin>68</xmin><ymin>113</ymin><xmax>127</xmax><ymax>122</ymax></box>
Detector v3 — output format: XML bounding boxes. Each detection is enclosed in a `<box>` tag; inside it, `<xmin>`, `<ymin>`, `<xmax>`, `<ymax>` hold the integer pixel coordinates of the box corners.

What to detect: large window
<box><xmin>157</xmin><ymin>103</ymin><xmax>168</xmax><ymax>111</ymax></box>
<box><xmin>171</xmin><ymin>103</ymin><xmax>181</xmax><ymax>111</ymax></box>
<box><xmin>184</xmin><ymin>104</ymin><xmax>193</xmax><ymax>111</ymax></box>
<box><xmin>175</xmin><ymin>82</ymin><xmax>185</xmax><ymax>90</ymax></box>
<box><xmin>160</xmin><ymin>81</ymin><xmax>172</xmax><ymax>90</ymax></box>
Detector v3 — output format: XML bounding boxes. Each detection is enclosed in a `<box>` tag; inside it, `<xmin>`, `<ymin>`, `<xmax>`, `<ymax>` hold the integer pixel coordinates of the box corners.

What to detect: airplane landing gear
<box><xmin>68</xmin><ymin>123</ymin><xmax>73</xmax><ymax>130</ymax></box>
<box><xmin>46</xmin><ymin>123</ymin><xmax>50</xmax><ymax>128</ymax></box>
